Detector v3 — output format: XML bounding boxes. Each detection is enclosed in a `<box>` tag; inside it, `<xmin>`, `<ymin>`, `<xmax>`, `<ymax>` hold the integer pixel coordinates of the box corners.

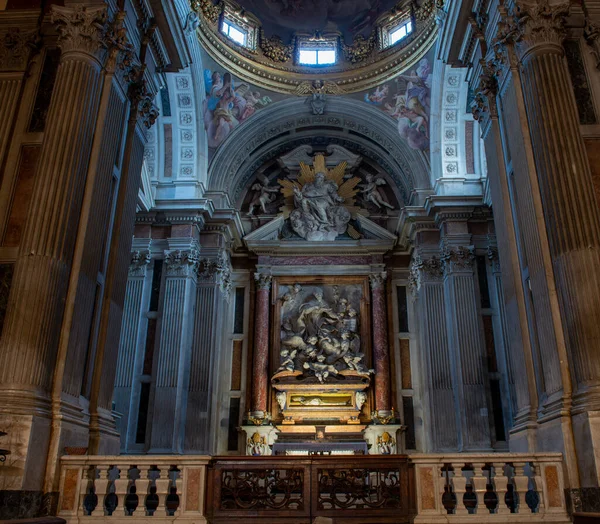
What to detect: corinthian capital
<box><xmin>441</xmin><ymin>246</ymin><xmax>475</xmax><ymax>275</ymax></box>
<box><xmin>0</xmin><ymin>28</ymin><xmax>39</xmax><ymax>72</ymax></box>
<box><xmin>51</xmin><ymin>4</ymin><xmax>108</xmax><ymax>59</ymax></box>
<box><xmin>254</xmin><ymin>273</ymin><xmax>272</xmax><ymax>291</ymax></box>
<box><xmin>506</xmin><ymin>1</ymin><xmax>570</xmax><ymax>57</ymax></box>
<box><xmin>164</xmin><ymin>249</ymin><xmax>200</xmax><ymax>277</ymax></box>
<box><xmin>369</xmin><ymin>272</ymin><xmax>387</xmax><ymax>291</ymax></box>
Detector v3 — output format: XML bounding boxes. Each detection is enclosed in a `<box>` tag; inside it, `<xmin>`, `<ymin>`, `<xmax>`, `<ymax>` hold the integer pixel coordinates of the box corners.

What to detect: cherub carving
<box><xmin>248</xmin><ymin>174</ymin><xmax>279</xmax><ymax>215</ymax></box>
<box><xmin>360</xmin><ymin>174</ymin><xmax>394</xmax><ymax>210</ymax></box>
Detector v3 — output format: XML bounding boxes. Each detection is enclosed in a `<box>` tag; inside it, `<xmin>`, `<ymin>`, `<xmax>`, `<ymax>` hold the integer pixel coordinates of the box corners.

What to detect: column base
<box><xmin>363</xmin><ymin>424</ymin><xmax>405</xmax><ymax>455</ymax></box>
<box><xmin>241</xmin><ymin>425</ymin><xmax>279</xmax><ymax>456</ymax></box>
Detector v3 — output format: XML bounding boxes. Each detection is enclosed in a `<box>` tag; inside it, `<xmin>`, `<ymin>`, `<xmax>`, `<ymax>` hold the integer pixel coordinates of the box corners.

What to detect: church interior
<box><xmin>0</xmin><ymin>0</ymin><xmax>600</xmax><ymax>522</ymax></box>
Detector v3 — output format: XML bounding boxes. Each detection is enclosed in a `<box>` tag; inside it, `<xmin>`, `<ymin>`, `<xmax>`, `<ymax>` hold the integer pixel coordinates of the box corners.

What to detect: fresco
<box><xmin>203</xmin><ymin>69</ymin><xmax>274</xmax><ymax>149</ymax></box>
<box><xmin>361</xmin><ymin>56</ymin><xmax>432</xmax><ymax>151</ymax></box>
<box><xmin>235</xmin><ymin>0</ymin><xmax>398</xmax><ymax>42</ymax></box>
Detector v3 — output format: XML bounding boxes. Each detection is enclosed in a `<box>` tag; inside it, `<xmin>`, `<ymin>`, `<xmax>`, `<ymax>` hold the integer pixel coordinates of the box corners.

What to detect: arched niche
<box><xmin>206</xmin><ymin>97</ymin><xmax>432</xmax><ymax>209</ymax></box>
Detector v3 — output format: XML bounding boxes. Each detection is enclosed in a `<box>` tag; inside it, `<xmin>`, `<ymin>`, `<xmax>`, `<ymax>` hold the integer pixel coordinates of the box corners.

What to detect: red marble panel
<box><xmin>545</xmin><ymin>465</ymin><xmax>562</xmax><ymax>508</ymax></box>
<box><xmin>60</xmin><ymin>468</ymin><xmax>79</xmax><ymax>512</ymax></box>
<box><xmin>185</xmin><ymin>467</ymin><xmax>202</xmax><ymax>511</ymax></box>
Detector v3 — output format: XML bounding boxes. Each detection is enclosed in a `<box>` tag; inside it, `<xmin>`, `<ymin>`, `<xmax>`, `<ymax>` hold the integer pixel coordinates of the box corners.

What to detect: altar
<box><xmin>241</xmin><ymin>148</ymin><xmax>405</xmax><ymax>456</ymax></box>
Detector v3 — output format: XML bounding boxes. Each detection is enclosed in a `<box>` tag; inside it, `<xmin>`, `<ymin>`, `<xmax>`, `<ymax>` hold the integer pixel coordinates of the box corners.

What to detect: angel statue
<box><xmin>248</xmin><ymin>174</ymin><xmax>280</xmax><ymax>215</ymax></box>
<box><xmin>294</xmin><ymin>80</ymin><xmax>346</xmax><ymax>115</ymax></box>
<box><xmin>360</xmin><ymin>174</ymin><xmax>394</xmax><ymax>210</ymax></box>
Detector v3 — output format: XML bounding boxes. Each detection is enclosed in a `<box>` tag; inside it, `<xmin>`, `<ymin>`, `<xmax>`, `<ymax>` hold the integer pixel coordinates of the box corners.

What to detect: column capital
<box><xmin>441</xmin><ymin>245</ymin><xmax>475</xmax><ymax>275</ymax></box>
<box><xmin>51</xmin><ymin>4</ymin><xmax>108</xmax><ymax>60</ymax></box>
<box><xmin>198</xmin><ymin>251</ymin><xmax>232</xmax><ymax>299</ymax></box>
<box><xmin>254</xmin><ymin>273</ymin><xmax>272</xmax><ymax>291</ymax></box>
<box><xmin>471</xmin><ymin>59</ymin><xmax>500</xmax><ymax>123</ymax></box>
<box><xmin>487</xmin><ymin>245</ymin><xmax>501</xmax><ymax>273</ymax></box>
<box><xmin>409</xmin><ymin>254</ymin><xmax>444</xmax><ymax>295</ymax></box>
<box><xmin>128</xmin><ymin>250</ymin><xmax>151</xmax><ymax>277</ymax></box>
<box><xmin>369</xmin><ymin>272</ymin><xmax>387</xmax><ymax>291</ymax></box>
<box><xmin>0</xmin><ymin>28</ymin><xmax>39</xmax><ymax>72</ymax></box>
<box><xmin>164</xmin><ymin>249</ymin><xmax>200</xmax><ymax>277</ymax></box>
<box><xmin>498</xmin><ymin>1</ymin><xmax>569</xmax><ymax>59</ymax></box>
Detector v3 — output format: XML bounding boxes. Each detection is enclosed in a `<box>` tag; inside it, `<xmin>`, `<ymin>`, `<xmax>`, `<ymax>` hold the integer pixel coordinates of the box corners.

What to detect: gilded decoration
<box><xmin>190</xmin><ymin>0</ymin><xmax>438</xmax><ymax>95</ymax></box>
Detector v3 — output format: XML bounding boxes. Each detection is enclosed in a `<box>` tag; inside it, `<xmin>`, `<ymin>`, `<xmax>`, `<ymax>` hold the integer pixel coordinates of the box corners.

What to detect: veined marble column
<box><xmin>0</xmin><ymin>5</ymin><xmax>108</xmax><ymax>495</ymax></box>
<box><xmin>251</xmin><ymin>273</ymin><xmax>271</xmax><ymax>418</ymax></box>
<box><xmin>149</xmin><ymin>248</ymin><xmax>199</xmax><ymax>453</ymax></box>
<box><xmin>370</xmin><ymin>272</ymin><xmax>392</xmax><ymax>415</ymax></box>
<box><xmin>442</xmin><ymin>244</ymin><xmax>492</xmax><ymax>451</ymax></box>
<box><xmin>411</xmin><ymin>253</ymin><xmax>459</xmax><ymax>451</ymax></box>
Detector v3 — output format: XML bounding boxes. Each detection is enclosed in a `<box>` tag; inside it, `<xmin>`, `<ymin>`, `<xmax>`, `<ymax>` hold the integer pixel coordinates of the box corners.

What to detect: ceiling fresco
<box><xmin>233</xmin><ymin>0</ymin><xmax>399</xmax><ymax>42</ymax></box>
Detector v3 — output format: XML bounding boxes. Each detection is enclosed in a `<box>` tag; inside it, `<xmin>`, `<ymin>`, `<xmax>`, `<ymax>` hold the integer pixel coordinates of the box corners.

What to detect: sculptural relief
<box><xmin>248</xmin><ymin>174</ymin><xmax>280</xmax><ymax>215</ymax></box>
<box><xmin>275</xmin><ymin>283</ymin><xmax>371</xmax><ymax>383</ymax></box>
<box><xmin>279</xmin><ymin>154</ymin><xmax>361</xmax><ymax>241</ymax></box>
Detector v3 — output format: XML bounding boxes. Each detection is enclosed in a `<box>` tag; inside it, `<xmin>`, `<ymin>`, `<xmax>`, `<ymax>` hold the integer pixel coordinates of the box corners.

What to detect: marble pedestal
<box><xmin>241</xmin><ymin>425</ymin><xmax>279</xmax><ymax>456</ymax></box>
<box><xmin>363</xmin><ymin>424</ymin><xmax>405</xmax><ymax>455</ymax></box>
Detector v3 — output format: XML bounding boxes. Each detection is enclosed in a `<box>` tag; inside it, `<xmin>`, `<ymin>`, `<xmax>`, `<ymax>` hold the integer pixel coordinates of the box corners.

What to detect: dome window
<box><xmin>297</xmin><ymin>37</ymin><xmax>338</xmax><ymax>66</ymax></box>
<box><xmin>221</xmin><ymin>18</ymin><xmax>248</xmax><ymax>47</ymax></box>
<box><xmin>388</xmin><ymin>19</ymin><xmax>413</xmax><ymax>46</ymax></box>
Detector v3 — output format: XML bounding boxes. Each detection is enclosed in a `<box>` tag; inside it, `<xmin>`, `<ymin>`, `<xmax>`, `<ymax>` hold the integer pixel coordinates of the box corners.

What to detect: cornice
<box><xmin>192</xmin><ymin>3</ymin><xmax>439</xmax><ymax>95</ymax></box>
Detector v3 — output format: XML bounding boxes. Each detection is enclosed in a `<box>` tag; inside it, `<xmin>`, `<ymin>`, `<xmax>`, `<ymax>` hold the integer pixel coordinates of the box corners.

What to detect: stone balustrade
<box><xmin>56</xmin><ymin>453</ymin><xmax>571</xmax><ymax>523</ymax></box>
<box><xmin>56</xmin><ymin>455</ymin><xmax>210</xmax><ymax>522</ymax></box>
<box><xmin>411</xmin><ymin>453</ymin><xmax>570</xmax><ymax>522</ymax></box>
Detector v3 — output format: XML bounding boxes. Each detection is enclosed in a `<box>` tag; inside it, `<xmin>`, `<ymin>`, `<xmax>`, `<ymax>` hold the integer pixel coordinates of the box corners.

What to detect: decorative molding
<box><xmin>487</xmin><ymin>244</ymin><xmax>501</xmax><ymax>273</ymax></box>
<box><xmin>129</xmin><ymin>250</ymin><xmax>151</xmax><ymax>277</ymax></box>
<box><xmin>164</xmin><ymin>249</ymin><xmax>200</xmax><ymax>277</ymax></box>
<box><xmin>198</xmin><ymin>251</ymin><xmax>232</xmax><ymax>299</ymax></box>
<box><xmin>51</xmin><ymin>5</ymin><xmax>108</xmax><ymax>59</ymax></box>
<box><xmin>0</xmin><ymin>28</ymin><xmax>39</xmax><ymax>72</ymax></box>
<box><xmin>409</xmin><ymin>253</ymin><xmax>443</xmax><ymax>296</ymax></box>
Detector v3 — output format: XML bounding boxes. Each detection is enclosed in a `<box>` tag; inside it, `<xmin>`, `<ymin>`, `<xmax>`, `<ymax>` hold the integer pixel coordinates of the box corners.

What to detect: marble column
<box><xmin>441</xmin><ymin>240</ymin><xmax>492</xmax><ymax>451</ymax></box>
<box><xmin>0</xmin><ymin>4</ymin><xmax>108</xmax><ymax>496</ymax></box>
<box><xmin>410</xmin><ymin>252</ymin><xmax>459</xmax><ymax>451</ymax></box>
<box><xmin>149</xmin><ymin>248</ymin><xmax>199</xmax><ymax>453</ymax></box>
<box><xmin>250</xmin><ymin>273</ymin><xmax>271</xmax><ymax>418</ymax></box>
<box><xmin>508</xmin><ymin>1</ymin><xmax>600</xmax><ymax>486</ymax></box>
<box><xmin>369</xmin><ymin>272</ymin><xmax>392</xmax><ymax>415</ymax></box>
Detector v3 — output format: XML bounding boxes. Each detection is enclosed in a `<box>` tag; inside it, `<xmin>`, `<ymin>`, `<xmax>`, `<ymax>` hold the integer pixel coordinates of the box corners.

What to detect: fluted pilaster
<box><xmin>442</xmin><ymin>245</ymin><xmax>492</xmax><ymax>450</ymax></box>
<box><xmin>411</xmin><ymin>253</ymin><xmax>458</xmax><ymax>451</ymax></box>
<box><xmin>149</xmin><ymin>249</ymin><xmax>199</xmax><ymax>453</ymax></box>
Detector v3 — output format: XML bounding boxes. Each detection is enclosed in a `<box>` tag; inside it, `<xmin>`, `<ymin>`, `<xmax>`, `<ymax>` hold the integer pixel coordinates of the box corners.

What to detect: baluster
<box><xmin>439</xmin><ymin>464</ymin><xmax>450</xmax><ymax>514</ymax></box>
<box><xmin>471</xmin><ymin>462</ymin><xmax>487</xmax><ymax>513</ymax></box>
<box><xmin>170</xmin><ymin>470</ymin><xmax>181</xmax><ymax>516</ymax></box>
<box><xmin>451</xmin><ymin>462</ymin><xmax>469</xmax><ymax>516</ymax></box>
<box><xmin>113</xmin><ymin>464</ymin><xmax>129</xmax><ymax>515</ymax></box>
<box><xmin>78</xmin><ymin>466</ymin><xmax>94</xmax><ymax>516</ymax></box>
<box><xmin>91</xmin><ymin>465</ymin><xmax>109</xmax><ymax>516</ymax></box>
<box><xmin>155</xmin><ymin>466</ymin><xmax>171</xmax><ymax>515</ymax></box>
<box><xmin>513</xmin><ymin>462</ymin><xmax>529</xmax><ymax>513</ymax></box>
<box><xmin>493</xmin><ymin>462</ymin><xmax>511</xmax><ymax>515</ymax></box>
<box><xmin>531</xmin><ymin>461</ymin><xmax>545</xmax><ymax>513</ymax></box>
<box><xmin>132</xmin><ymin>466</ymin><xmax>151</xmax><ymax>517</ymax></box>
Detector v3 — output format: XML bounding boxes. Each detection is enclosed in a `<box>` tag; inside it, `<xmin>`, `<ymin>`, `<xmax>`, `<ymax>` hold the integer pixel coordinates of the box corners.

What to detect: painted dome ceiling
<box><xmin>233</xmin><ymin>0</ymin><xmax>400</xmax><ymax>43</ymax></box>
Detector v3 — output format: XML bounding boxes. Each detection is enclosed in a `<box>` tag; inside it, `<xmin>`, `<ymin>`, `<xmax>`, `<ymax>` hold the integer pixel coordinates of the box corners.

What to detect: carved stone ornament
<box><xmin>278</xmin><ymin>154</ymin><xmax>359</xmax><ymax>241</ymax></box>
<box><xmin>487</xmin><ymin>245</ymin><xmax>501</xmax><ymax>273</ymax></box>
<box><xmin>51</xmin><ymin>4</ymin><xmax>108</xmax><ymax>58</ymax></box>
<box><xmin>164</xmin><ymin>249</ymin><xmax>200</xmax><ymax>276</ymax></box>
<box><xmin>198</xmin><ymin>252</ymin><xmax>232</xmax><ymax>298</ymax></box>
<box><xmin>369</xmin><ymin>272</ymin><xmax>387</xmax><ymax>290</ymax></box>
<box><xmin>260</xmin><ymin>31</ymin><xmax>293</xmax><ymax>63</ymax></box>
<box><xmin>255</xmin><ymin>273</ymin><xmax>272</xmax><ymax>291</ymax></box>
<box><xmin>409</xmin><ymin>253</ymin><xmax>443</xmax><ymax>295</ymax></box>
<box><xmin>103</xmin><ymin>10</ymin><xmax>132</xmax><ymax>73</ymax></box>
<box><xmin>192</xmin><ymin>0</ymin><xmax>222</xmax><ymax>24</ymax></box>
<box><xmin>125</xmin><ymin>63</ymin><xmax>159</xmax><ymax>129</ymax></box>
<box><xmin>0</xmin><ymin>28</ymin><xmax>39</xmax><ymax>71</ymax></box>
<box><xmin>342</xmin><ymin>33</ymin><xmax>375</xmax><ymax>64</ymax></box>
<box><xmin>441</xmin><ymin>246</ymin><xmax>475</xmax><ymax>274</ymax></box>
<box><xmin>129</xmin><ymin>250</ymin><xmax>151</xmax><ymax>277</ymax></box>
<box><xmin>472</xmin><ymin>59</ymin><xmax>499</xmax><ymax>121</ymax></box>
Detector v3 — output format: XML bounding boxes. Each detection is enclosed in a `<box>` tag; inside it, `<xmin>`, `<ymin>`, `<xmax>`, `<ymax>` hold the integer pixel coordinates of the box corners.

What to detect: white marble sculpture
<box><xmin>248</xmin><ymin>174</ymin><xmax>279</xmax><ymax>215</ymax></box>
<box><xmin>360</xmin><ymin>174</ymin><xmax>394</xmax><ymax>210</ymax></box>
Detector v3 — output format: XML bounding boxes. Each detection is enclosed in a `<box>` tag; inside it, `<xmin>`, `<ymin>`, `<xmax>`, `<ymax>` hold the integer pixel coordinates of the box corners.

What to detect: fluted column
<box><xmin>370</xmin><ymin>272</ymin><xmax>392</xmax><ymax>415</ymax></box>
<box><xmin>251</xmin><ymin>273</ymin><xmax>271</xmax><ymax>418</ymax></box>
<box><xmin>0</xmin><ymin>5</ymin><xmax>108</xmax><ymax>494</ymax></box>
<box><xmin>442</xmin><ymin>244</ymin><xmax>492</xmax><ymax>450</ymax></box>
<box><xmin>512</xmin><ymin>2</ymin><xmax>600</xmax><ymax>404</ymax></box>
<box><xmin>149</xmin><ymin>248</ymin><xmax>199</xmax><ymax>453</ymax></box>
<box><xmin>410</xmin><ymin>253</ymin><xmax>459</xmax><ymax>451</ymax></box>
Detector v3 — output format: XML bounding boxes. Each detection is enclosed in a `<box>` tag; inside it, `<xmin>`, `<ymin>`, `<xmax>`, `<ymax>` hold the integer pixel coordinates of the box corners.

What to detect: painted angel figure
<box><xmin>360</xmin><ymin>174</ymin><xmax>394</xmax><ymax>210</ymax></box>
<box><xmin>248</xmin><ymin>174</ymin><xmax>279</xmax><ymax>215</ymax></box>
